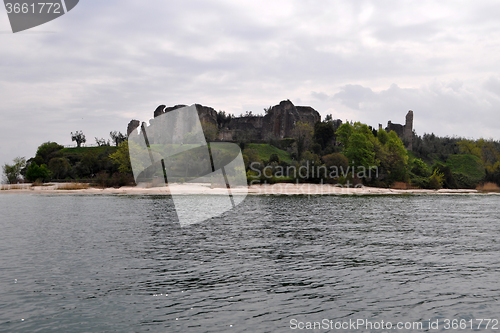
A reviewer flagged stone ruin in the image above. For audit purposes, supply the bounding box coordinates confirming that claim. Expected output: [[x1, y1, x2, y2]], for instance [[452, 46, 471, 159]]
[[380, 110, 414, 150], [128, 100, 323, 144], [128, 101, 414, 150], [225, 100, 321, 141]]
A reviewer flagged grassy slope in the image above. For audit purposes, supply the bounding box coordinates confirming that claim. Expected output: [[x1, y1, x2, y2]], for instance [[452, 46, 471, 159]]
[[149, 143, 292, 163], [446, 154, 485, 180], [245, 143, 292, 163]]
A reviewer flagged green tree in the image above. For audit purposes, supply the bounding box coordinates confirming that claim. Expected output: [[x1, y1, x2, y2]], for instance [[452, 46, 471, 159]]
[[432, 163, 457, 189], [336, 122, 353, 147], [486, 161, 500, 185], [48, 157, 71, 179], [109, 141, 132, 174], [377, 129, 389, 145], [242, 148, 262, 170], [344, 132, 375, 168], [2, 157, 26, 184], [26, 163, 51, 182], [313, 121, 335, 150], [411, 158, 430, 177], [336, 122, 412, 185], [293, 121, 313, 161], [384, 131, 409, 182], [80, 152, 98, 176], [36, 142, 63, 164], [458, 139, 482, 158], [322, 153, 349, 171], [429, 168, 444, 189], [297, 151, 324, 183], [337, 122, 377, 169], [216, 110, 233, 128]]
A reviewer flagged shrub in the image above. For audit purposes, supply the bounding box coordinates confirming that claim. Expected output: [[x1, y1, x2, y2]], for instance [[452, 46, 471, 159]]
[[411, 158, 430, 177], [432, 163, 457, 188], [269, 153, 280, 164], [410, 175, 429, 189], [26, 163, 51, 183], [428, 169, 444, 189]]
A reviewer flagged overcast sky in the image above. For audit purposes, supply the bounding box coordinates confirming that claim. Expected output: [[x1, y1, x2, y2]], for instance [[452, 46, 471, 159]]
[[2, 0, 500, 168]]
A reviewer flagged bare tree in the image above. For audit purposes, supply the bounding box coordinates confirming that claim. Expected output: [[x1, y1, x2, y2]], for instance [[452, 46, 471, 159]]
[[95, 137, 110, 147], [71, 131, 86, 148], [110, 131, 127, 147]]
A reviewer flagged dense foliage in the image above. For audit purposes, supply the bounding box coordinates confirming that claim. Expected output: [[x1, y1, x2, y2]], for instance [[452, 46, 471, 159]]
[[7, 131, 134, 186], [5, 120, 500, 189], [242, 119, 500, 189]]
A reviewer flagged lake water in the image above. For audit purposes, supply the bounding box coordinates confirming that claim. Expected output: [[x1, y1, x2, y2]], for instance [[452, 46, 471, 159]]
[[1, 193, 500, 332]]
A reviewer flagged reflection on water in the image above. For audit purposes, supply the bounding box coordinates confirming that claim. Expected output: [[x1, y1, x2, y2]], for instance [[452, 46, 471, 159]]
[[0, 194, 499, 332]]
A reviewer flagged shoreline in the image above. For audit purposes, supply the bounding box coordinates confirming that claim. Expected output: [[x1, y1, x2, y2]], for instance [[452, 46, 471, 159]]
[[0, 183, 495, 195]]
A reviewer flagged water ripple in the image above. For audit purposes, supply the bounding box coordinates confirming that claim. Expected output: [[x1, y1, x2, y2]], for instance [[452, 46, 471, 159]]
[[0, 194, 499, 332]]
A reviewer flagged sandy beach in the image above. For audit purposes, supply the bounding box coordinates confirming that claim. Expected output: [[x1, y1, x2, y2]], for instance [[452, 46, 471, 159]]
[[0, 182, 488, 195]]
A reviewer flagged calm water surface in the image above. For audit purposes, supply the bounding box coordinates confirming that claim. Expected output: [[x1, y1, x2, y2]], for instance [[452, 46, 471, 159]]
[[1, 193, 500, 332]]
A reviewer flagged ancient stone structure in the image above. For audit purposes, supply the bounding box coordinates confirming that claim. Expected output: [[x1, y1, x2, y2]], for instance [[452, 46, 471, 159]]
[[405, 110, 413, 150], [127, 101, 413, 150], [385, 110, 414, 150], [227, 100, 321, 140], [128, 100, 322, 143], [127, 120, 140, 136], [153, 104, 218, 125]]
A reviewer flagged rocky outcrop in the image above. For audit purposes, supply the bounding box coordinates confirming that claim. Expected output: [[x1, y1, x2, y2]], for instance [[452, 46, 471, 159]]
[[194, 104, 218, 126], [129, 102, 414, 151], [128, 101, 415, 154], [127, 120, 140, 136], [134, 104, 220, 144], [153, 104, 219, 126], [227, 100, 321, 140], [132, 100, 322, 142], [136, 100, 321, 143]]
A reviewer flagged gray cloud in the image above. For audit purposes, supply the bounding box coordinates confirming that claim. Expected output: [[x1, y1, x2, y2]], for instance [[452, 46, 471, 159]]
[[325, 80, 500, 139], [1, 0, 500, 169]]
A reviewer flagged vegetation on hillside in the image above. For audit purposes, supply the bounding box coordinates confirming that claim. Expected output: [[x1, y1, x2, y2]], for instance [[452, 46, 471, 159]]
[[3, 119, 500, 190], [243, 118, 500, 189], [1, 131, 132, 187]]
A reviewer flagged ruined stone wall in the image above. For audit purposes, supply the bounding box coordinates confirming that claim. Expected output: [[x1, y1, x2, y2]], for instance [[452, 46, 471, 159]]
[[218, 129, 233, 141], [224, 100, 320, 140], [385, 110, 414, 150], [195, 104, 218, 126], [127, 120, 140, 137], [128, 103, 412, 151], [139, 104, 219, 144], [296, 106, 321, 127], [404, 110, 413, 151], [262, 100, 300, 138], [128, 100, 321, 144], [386, 121, 405, 138], [226, 116, 263, 141]]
